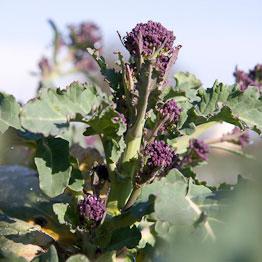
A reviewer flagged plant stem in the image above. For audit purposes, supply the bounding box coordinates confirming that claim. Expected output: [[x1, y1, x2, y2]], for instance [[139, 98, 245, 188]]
[[122, 63, 153, 162], [123, 185, 142, 211], [107, 63, 154, 210]]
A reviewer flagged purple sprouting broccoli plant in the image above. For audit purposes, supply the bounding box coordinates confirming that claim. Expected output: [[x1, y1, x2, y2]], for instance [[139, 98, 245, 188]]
[[78, 193, 106, 223], [1, 19, 261, 261], [234, 64, 262, 92]]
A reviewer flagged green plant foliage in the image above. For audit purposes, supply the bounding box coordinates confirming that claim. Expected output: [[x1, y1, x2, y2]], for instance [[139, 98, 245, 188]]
[[66, 254, 89, 262], [106, 226, 142, 251], [35, 137, 72, 198], [0, 213, 53, 260], [84, 107, 126, 163], [0, 92, 21, 134], [140, 169, 221, 240], [20, 82, 103, 136], [195, 82, 262, 133], [33, 245, 59, 262], [0, 20, 261, 261]]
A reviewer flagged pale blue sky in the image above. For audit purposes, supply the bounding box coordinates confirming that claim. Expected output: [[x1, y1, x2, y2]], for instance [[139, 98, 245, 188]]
[[1, 0, 262, 101]]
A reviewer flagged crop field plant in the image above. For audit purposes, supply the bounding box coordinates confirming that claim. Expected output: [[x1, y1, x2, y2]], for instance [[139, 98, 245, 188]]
[[0, 20, 262, 261]]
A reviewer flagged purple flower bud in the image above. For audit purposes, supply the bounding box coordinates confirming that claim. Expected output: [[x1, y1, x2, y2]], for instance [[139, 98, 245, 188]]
[[78, 194, 105, 223], [68, 22, 102, 50], [182, 139, 209, 167], [112, 113, 127, 125], [124, 21, 179, 77], [189, 139, 209, 161], [144, 140, 176, 168], [159, 99, 182, 123], [234, 65, 262, 92], [229, 127, 250, 147]]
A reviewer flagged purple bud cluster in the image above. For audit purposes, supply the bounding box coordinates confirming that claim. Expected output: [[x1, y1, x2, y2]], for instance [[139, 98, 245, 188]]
[[229, 127, 250, 147], [189, 139, 209, 161], [78, 194, 105, 223], [234, 64, 262, 92], [144, 140, 176, 168], [124, 21, 177, 77], [159, 99, 182, 123], [68, 22, 102, 50], [113, 113, 127, 125], [68, 22, 102, 73]]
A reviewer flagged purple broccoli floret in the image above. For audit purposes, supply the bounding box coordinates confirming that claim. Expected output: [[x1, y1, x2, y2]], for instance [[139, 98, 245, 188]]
[[234, 64, 262, 92], [123, 21, 180, 77], [159, 99, 182, 123], [78, 194, 105, 223], [145, 140, 176, 168], [229, 127, 250, 147], [189, 139, 209, 161], [68, 22, 102, 50]]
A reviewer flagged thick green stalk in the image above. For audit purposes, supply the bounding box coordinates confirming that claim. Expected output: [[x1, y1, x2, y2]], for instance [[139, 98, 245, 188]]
[[107, 63, 153, 211]]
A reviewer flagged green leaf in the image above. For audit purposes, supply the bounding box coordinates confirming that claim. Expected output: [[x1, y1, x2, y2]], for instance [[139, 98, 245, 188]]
[[0, 213, 53, 261], [33, 245, 58, 262], [226, 87, 262, 133], [0, 92, 21, 134], [20, 82, 102, 136], [174, 71, 202, 102], [87, 48, 122, 92], [197, 81, 231, 116], [66, 254, 89, 262], [106, 226, 142, 251], [84, 107, 126, 163], [195, 82, 262, 133], [140, 169, 220, 241], [85, 107, 126, 138], [0, 165, 76, 248], [53, 201, 78, 230], [68, 168, 84, 192], [35, 137, 72, 198]]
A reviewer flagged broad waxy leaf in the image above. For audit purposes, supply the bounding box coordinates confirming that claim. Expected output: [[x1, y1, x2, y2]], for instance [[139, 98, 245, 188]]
[[33, 245, 58, 262], [0, 165, 76, 247], [139, 169, 220, 240], [196, 82, 262, 133], [0, 213, 53, 261], [106, 226, 142, 251], [35, 137, 72, 198], [174, 71, 202, 102], [84, 107, 126, 163], [0, 92, 21, 134], [20, 82, 102, 136]]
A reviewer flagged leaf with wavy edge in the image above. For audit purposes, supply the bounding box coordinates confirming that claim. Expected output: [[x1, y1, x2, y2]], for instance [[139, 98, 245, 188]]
[[0, 213, 52, 261], [139, 169, 222, 241], [196, 82, 262, 133], [20, 82, 102, 136]]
